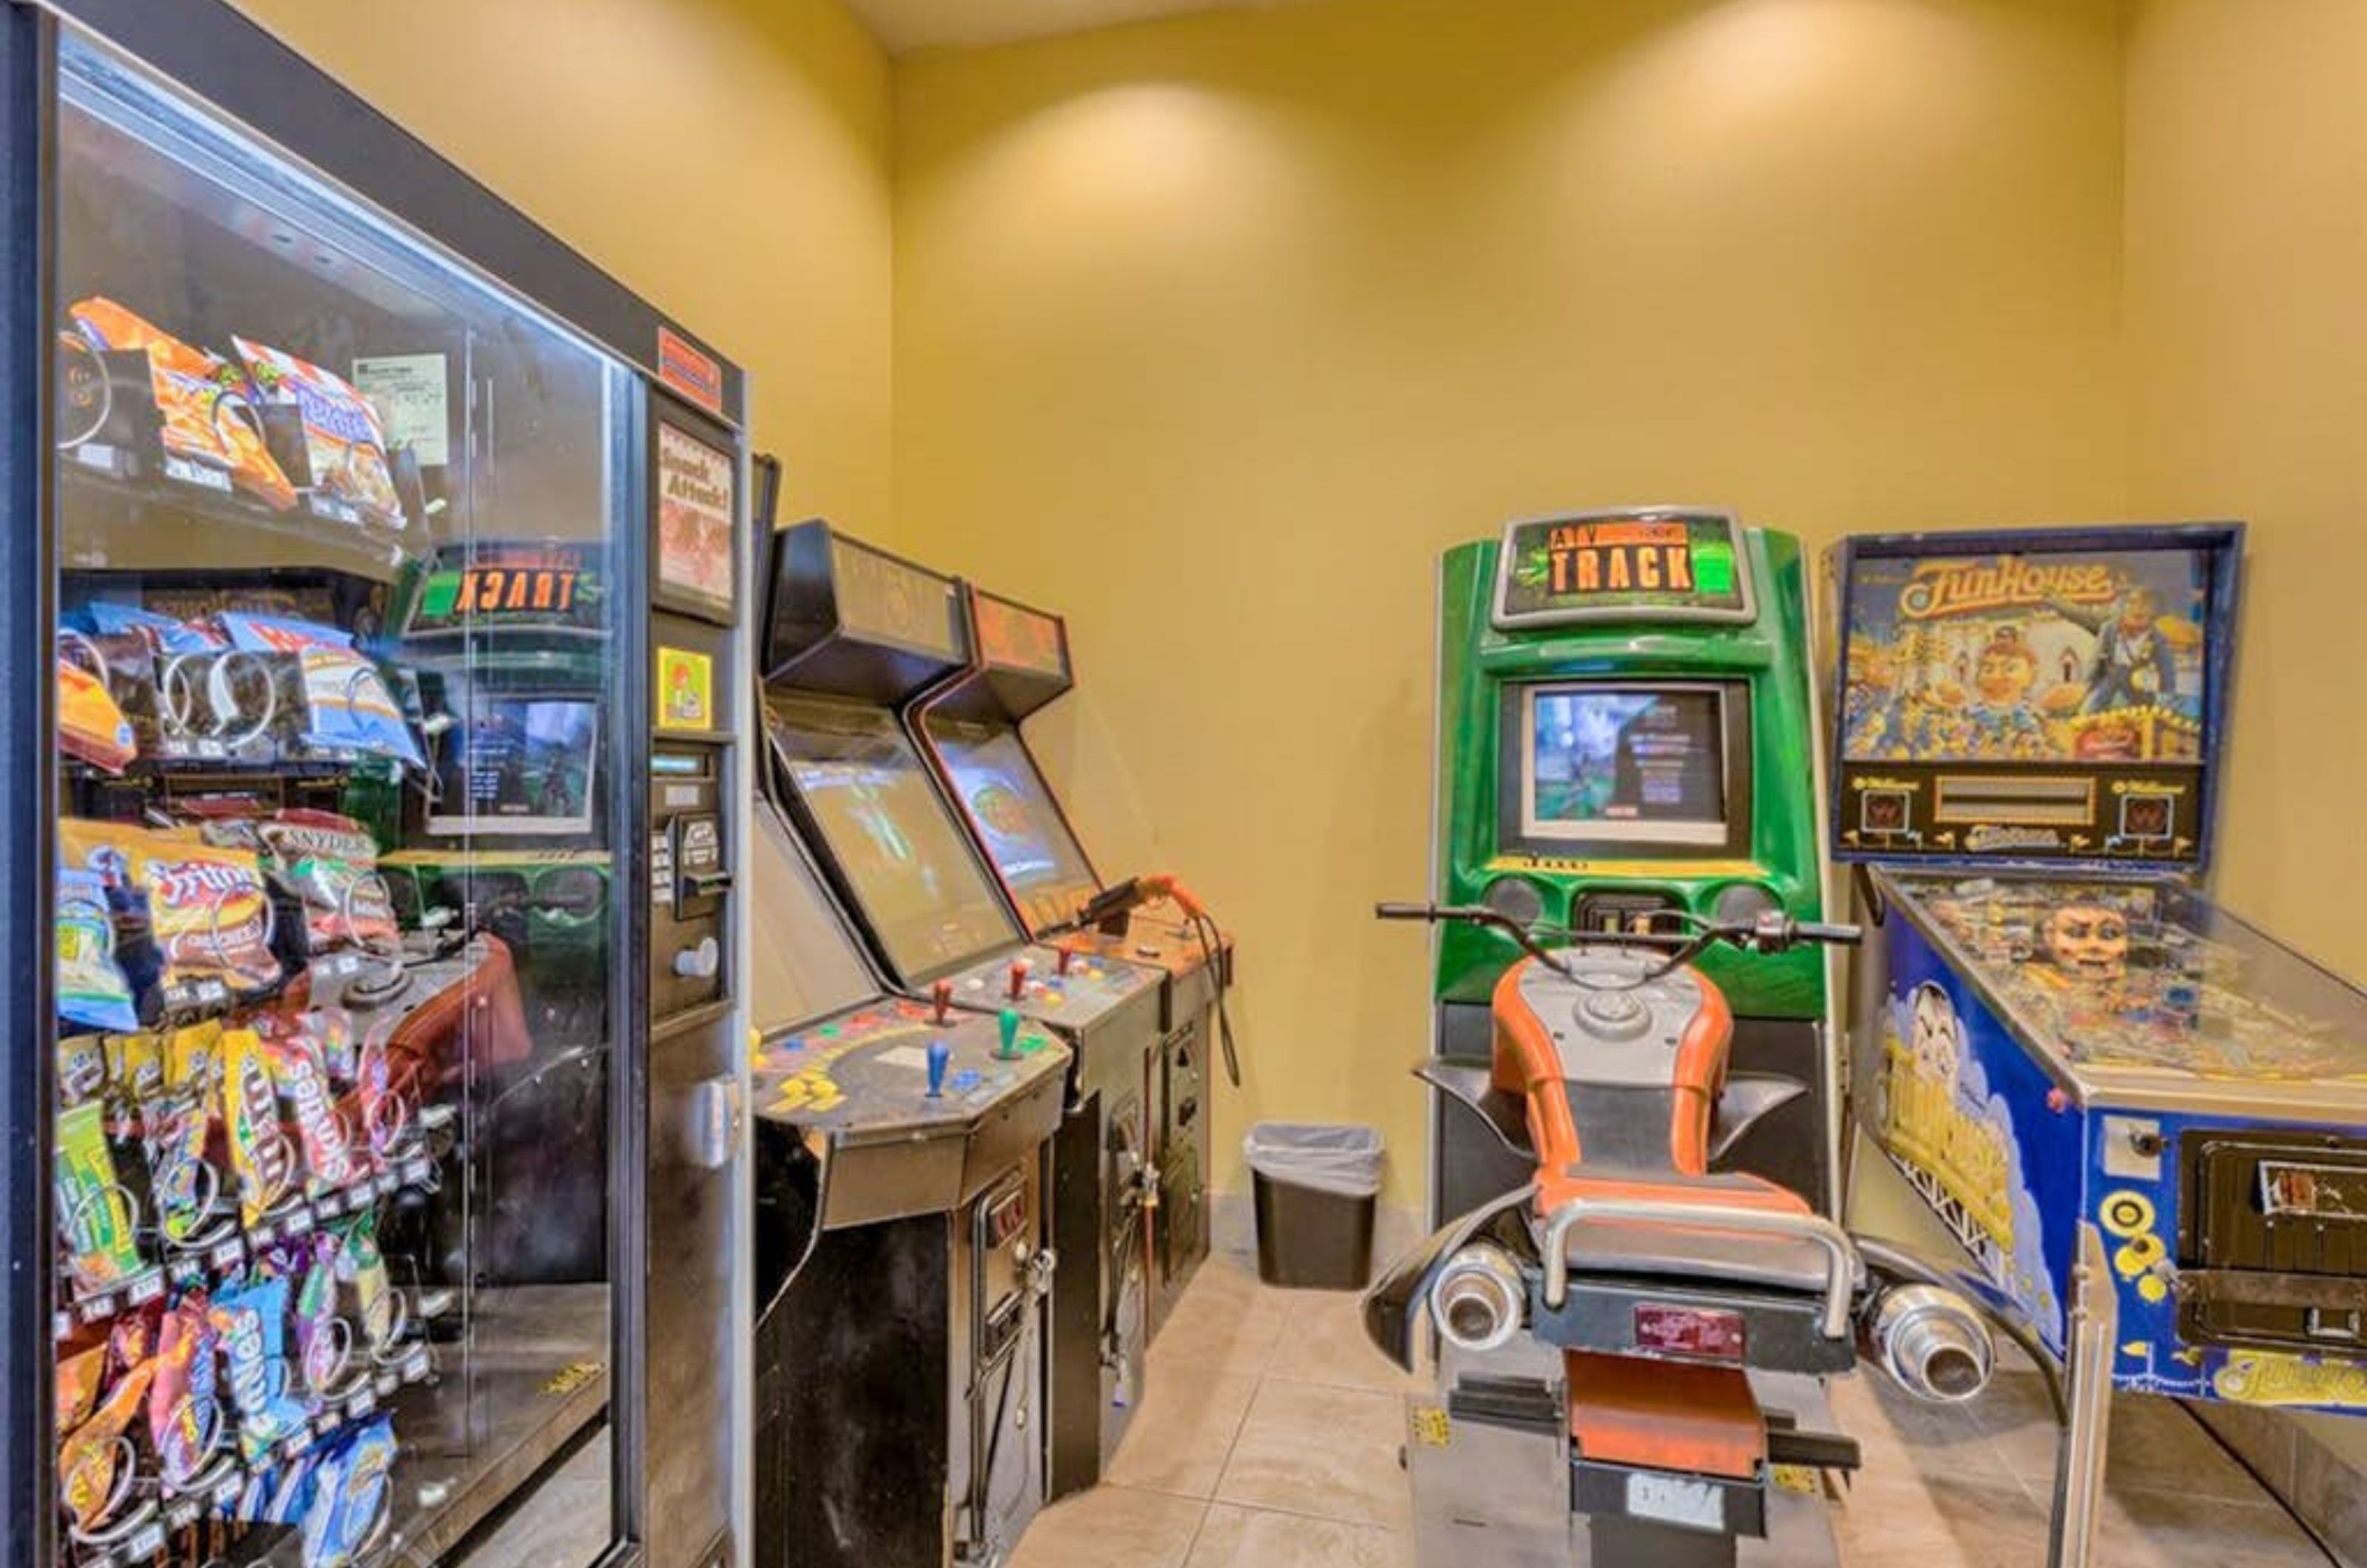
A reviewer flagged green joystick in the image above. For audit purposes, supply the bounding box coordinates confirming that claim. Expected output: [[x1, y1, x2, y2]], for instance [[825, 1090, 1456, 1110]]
[[997, 1008, 1023, 1061]]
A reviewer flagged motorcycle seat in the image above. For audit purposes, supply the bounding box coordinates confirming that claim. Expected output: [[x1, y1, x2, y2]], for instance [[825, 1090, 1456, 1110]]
[[1534, 1167, 1831, 1295]]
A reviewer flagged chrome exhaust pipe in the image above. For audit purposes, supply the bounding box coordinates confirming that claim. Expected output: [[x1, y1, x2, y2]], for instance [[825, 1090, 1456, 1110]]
[[1429, 1243, 1527, 1354], [1863, 1284, 1993, 1403]]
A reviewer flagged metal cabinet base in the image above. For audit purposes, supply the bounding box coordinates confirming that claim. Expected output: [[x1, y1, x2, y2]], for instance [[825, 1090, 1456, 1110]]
[[1150, 1010, 1215, 1337], [1046, 1082, 1155, 1499]]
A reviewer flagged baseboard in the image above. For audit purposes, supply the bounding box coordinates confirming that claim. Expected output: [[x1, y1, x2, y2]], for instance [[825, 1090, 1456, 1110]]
[[2184, 1402, 2367, 1567], [1209, 1190, 1425, 1285]]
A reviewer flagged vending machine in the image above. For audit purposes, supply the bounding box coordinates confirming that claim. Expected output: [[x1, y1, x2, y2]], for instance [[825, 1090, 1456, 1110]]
[[0, 5, 752, 1567]]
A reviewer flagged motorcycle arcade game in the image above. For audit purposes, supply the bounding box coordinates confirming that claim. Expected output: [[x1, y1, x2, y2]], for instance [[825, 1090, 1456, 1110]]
[[914, 585, 1238, 1336], [757, 520, 1166, 1501], [1831, 523, 2367, 1567], [11, 7, 752, 1567], [1371, 510, 1997, 1568]]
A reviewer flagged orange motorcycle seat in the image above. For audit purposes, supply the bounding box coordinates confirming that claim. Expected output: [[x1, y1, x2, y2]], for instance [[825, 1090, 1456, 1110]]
[[1536, 1167, 1831, 1294]]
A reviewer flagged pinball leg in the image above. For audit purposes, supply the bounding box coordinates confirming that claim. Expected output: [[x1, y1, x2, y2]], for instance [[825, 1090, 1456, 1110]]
[[2048, 1223, 2116, 1568]]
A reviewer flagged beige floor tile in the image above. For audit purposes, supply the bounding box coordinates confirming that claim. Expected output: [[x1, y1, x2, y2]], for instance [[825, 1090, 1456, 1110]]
[[1971, 1380, 2272, 1507], [1183, 1504, 1411, 1568], [1832, 1461, 2053, 1567], [1216, 1378, 1412, 1530], [1149, 1265, 1294, 1378], [1006, 1484, 1210, 1568], [1266, 1288, 1428, 1394], [2096, 1487, 2331, 1568], [1109, 1370, 1263, 1498]]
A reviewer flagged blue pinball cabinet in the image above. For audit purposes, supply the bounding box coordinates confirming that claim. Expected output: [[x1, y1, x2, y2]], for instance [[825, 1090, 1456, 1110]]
[[1829, 523, 2367, 1566]]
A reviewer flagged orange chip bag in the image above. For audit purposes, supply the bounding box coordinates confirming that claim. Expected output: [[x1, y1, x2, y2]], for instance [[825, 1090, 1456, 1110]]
[[67, 297, 297, 510], [137, 839, 282, 1004]]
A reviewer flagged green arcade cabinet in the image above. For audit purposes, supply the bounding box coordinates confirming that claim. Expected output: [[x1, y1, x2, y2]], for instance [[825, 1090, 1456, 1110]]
[[1428, 507, 1838, 1223]]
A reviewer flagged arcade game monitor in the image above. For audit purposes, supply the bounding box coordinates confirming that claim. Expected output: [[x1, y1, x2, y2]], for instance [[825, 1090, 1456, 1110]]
[[1830, 524, 2367, 1551], [1429, 508, 1837, 1221]]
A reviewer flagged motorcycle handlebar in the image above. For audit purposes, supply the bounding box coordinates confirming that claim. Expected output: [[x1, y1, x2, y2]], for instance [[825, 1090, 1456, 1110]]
[[1371, 900, 1863, 955]]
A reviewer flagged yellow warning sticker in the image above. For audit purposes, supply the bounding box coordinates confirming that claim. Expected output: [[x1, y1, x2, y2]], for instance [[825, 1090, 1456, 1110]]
[[1410, 1405, 1451, 1448]]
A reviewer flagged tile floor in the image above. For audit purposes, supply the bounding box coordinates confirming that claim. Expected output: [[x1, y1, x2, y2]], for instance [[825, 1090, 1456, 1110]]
[[1010, 1243, 2340, 1568]]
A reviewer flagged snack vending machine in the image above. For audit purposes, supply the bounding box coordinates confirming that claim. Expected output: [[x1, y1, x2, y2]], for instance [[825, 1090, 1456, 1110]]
[[1, 4, 752, 1567]]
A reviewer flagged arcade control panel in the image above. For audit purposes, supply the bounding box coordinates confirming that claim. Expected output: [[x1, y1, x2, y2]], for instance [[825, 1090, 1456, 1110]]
[[942, 944, 1164, 1034], [1058, 899, 1229, 1030]]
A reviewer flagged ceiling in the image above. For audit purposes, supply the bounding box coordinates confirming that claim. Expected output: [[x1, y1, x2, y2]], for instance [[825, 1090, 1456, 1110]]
[[840, 0, 1292, 54]]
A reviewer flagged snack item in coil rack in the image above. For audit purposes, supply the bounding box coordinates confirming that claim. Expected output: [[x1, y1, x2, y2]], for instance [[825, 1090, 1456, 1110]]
[[57, 1342, 106, 1432], [85, 601, 226, 657], [233, 337, 407, 532], [67, 297, 298, 510], [57, 1354, 157, 1535], [144, 1089, 220, 1248], [215, 613, 423, 767], [58, 653, 137, 773], [138, 838, 282, 1001], [57, 869, 139, 1033], [263, 1024, 361, 1197], [149, 1291, 226, 1490], [222, 1027, 300, 1226], [303, 1416, 399, 1568], [263, 810, 399, 953], [210, 1275, 312, 1463], [55, 1098, 144, 1293]]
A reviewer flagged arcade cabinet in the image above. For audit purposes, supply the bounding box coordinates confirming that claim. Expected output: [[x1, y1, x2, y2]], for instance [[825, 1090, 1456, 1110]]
[[746, 768, 1068, 1568], [1428, 509, 1838, 1224], [757, 519, 1168, 1499], [1831, 523, 2367, 1567], [915, 584, 1238, 1334]]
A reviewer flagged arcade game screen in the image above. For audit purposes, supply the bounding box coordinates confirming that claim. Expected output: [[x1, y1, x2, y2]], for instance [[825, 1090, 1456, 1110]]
[[1901, 874, 2367, 1082], [428, 695, 601, 835], [1520, 684, 1729, 845], [785, 739, 1017, 982], [1840, 548, 2213, 767], [940, 728, 1099, 930]]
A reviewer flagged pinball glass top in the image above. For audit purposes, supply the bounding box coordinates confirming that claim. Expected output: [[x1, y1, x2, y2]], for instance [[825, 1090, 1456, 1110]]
[[1883, 871, 2367, 1099]]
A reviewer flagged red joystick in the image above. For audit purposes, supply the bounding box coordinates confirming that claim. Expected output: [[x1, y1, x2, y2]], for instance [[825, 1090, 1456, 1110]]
[[1057, 946, 1075, 977], [932, 979, 953, 1026], [1008, 959, 1030, 1000]]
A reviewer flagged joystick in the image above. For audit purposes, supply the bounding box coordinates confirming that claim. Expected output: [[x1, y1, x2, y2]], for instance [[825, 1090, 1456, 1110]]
[[996, 1009, 1022, 1061], [1056, 946, 1075, 977], [1007, 960, 1030, 1000], [932, 978, 953, 1026], [926, 1038, 950, 1098]]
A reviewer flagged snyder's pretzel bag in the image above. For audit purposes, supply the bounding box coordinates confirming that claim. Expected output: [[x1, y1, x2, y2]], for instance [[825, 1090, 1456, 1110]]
[[138, 838, 281, 1001], [261, 811, 398, 953], [67, 298, 297, 509], [233, 337, 406, 533]]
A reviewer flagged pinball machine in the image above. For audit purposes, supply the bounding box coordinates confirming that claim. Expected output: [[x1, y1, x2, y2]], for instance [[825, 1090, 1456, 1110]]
[[1830, 522, 2367, 1566]]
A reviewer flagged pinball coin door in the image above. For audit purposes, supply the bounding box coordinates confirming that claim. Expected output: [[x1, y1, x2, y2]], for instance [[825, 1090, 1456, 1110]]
[[50, 33, 628, 1568]]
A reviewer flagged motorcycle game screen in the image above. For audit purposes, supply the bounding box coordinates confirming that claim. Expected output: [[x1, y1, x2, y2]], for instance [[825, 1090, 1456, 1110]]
[[939, 727, 1099, 933], [787, 747, 1016, 981], [428, 696, 599, 837], [1522, 686, 1728, 845]]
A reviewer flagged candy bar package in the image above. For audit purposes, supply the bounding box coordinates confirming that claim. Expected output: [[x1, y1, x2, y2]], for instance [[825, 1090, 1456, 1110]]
[[216, 613, 422, 767], [233, 337, 406, 533], [56, 1354, 157, 1536], [263, 1023, 360, 1197], [68, 297, 297, 510], [138, 837, 282, 1003], [308, 1005, 360, 1086], [57, 1030, 110, 1108], [293, 1234, 353, 1398], [55, 1098, 145, 1294], [220, 1027, 300, 1226], [303, 1416, 398, 1568], [57, 870, 139, 1033], [149, 1292, 225, 1490], [163, 1017, 225, 1096], [144, 1089, 222, 1248], [210, 1275, 311, 1464]]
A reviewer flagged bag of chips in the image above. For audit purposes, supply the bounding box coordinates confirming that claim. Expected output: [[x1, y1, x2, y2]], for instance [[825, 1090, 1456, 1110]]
[[59, 817, 151, 898], [57, 1341, 107, 1432], [84, 601, 224, 657], [215, 614, 422, 767], [55, 1099, 144, 1294], [68, 298, 297, 510], [138, 838, 281, 1004], [303, 1416, 399, 1568], [57, 1354, 157, 1535], [333, 1208, 401, 1359], [57, 871, 139, 1033], [149, 1292, 225, 1490], [233, 337, 406, 533], [57, 653, 137, 774], [163, 1018, 225, 1097], [261, 811, 399, 953]]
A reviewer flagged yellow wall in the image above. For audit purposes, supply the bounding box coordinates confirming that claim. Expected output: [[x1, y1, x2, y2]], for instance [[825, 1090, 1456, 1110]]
[[2122, 0, 2367, 1470], [226, 0, 898, 529], [892, 0, 2130, 1208]]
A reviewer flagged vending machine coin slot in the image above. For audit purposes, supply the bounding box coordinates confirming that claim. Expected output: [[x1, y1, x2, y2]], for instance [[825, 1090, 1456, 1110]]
[[651, 745, 730, 1016]]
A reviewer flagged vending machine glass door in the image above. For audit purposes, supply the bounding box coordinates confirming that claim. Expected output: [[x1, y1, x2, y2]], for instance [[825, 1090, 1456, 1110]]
[[49, 30, 630, 1568]]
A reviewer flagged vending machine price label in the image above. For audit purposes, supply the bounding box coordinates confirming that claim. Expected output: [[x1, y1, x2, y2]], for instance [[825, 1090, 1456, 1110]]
[[348, 1388, 377, 1419], [53, 1311, 70, 1340], [78, 1293, 116, 1325], [165, 1499, 200, 1531], [285, 1428, 314, 1458], [161, 456, 232, 494], [403, 1157, 431, 1187], [402, 1346, 433, 1383], [126, 1274, 165, 1306], [124, 1522, 166, 1563], [214, 1474, 245, 1506], [375, 1371, 401, 1399], [211, 1239, 245, 1269], [286, 1206, 315, 1237]]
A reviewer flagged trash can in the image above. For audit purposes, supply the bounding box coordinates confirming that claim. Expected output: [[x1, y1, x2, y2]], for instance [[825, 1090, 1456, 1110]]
[[1244, 1121, 1384, 1289]]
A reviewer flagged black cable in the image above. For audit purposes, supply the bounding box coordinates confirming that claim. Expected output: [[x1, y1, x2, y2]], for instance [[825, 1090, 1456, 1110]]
[[1187, 908, 1241, 1087]]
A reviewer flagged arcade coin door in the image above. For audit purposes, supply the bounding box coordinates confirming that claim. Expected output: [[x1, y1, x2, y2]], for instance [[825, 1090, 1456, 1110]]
[[1429, 509, 1837, 1223], [1830, 524, 2367, 1551], [4, 7, 750, 1568]]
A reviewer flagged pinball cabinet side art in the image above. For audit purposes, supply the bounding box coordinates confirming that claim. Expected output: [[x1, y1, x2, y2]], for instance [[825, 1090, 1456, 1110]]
[[1829, 522, 2367, 1564], [4, 5, 752, 1568]]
